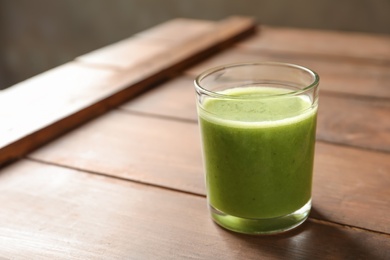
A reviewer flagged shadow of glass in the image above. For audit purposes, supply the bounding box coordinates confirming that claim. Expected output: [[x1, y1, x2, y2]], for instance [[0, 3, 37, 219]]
[[214, 207, 390, 259]]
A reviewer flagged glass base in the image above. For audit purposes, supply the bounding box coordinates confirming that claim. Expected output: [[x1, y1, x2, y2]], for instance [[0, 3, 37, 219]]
[[209, 199, 311, 235]]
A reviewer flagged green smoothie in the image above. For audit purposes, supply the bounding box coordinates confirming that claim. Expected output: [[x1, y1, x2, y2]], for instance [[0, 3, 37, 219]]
[[199, 86, 317, 219]]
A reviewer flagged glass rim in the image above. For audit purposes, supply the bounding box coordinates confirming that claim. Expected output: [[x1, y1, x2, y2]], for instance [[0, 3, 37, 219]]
[[194, 62, 320, 99]]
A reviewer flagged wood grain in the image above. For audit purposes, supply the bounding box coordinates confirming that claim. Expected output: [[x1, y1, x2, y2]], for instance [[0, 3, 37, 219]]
[[0, 17, 256, 166], [186, 49, 390, 99], [28, 110, 390, 234], [0, 160, 389, 259], [239, 25, 390, 62]]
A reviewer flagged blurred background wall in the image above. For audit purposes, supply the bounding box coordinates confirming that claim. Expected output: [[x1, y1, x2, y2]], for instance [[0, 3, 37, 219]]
[[1, 0, 389, 89]]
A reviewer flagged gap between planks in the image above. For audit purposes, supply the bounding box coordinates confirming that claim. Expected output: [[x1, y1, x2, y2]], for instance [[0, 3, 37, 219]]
[[308, 218, 390, 238], [25, 156, 204, 199], [318, 89, 390, 103], [116, 107, 198, 124], [180, 73, 390, 103], [235, 44, 390, 66], [25, 155, 390, 238], [237, 25, 390, 65], [115, 103, 390, 155]]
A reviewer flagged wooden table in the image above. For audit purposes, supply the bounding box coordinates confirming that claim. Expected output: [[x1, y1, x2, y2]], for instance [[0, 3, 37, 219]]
[[1, 17, 390, 259]]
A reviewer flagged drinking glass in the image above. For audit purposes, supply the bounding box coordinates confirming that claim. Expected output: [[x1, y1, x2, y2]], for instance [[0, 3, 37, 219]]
[[194, 62, 319, 234]]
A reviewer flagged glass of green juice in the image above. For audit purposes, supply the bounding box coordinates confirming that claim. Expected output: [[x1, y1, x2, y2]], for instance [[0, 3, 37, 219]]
[[194, 62, 319, 235]]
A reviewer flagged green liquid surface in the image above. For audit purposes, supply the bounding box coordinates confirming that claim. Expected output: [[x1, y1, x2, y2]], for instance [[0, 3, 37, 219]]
[[199, 87, 317, 219]]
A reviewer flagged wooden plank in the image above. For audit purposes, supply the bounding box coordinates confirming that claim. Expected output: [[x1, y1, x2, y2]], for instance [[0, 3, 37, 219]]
[[77, 16, 256, 70], [76, 37, 174, 70], [312, 141, 390, 234], [317, 92, 390, 152], [77, 19, 215, 70], [239, 25, 390, 62], [1, 160, 389, 259], [0, 63, 114, 147], [29, 110, 390, 234], [121, 75, 390, 152], [0, 17, 256, 166], [134, 18, 215, 42], [78, 18, 215, 70], [0, 63, 118, 164], [30, 110, 204, 195], [185, 49, 390, 99]]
